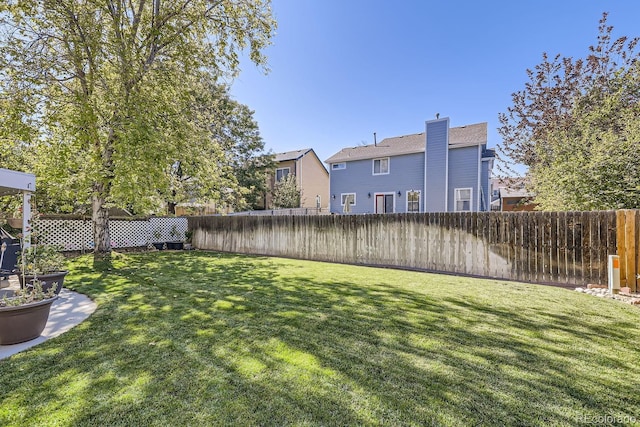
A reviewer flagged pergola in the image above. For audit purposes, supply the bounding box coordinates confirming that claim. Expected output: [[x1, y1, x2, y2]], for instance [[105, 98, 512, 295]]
[[0, 168, 35, 248]]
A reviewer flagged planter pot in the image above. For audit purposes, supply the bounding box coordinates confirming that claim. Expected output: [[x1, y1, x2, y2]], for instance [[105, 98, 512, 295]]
[[0, 296, 58, 345], [152, 242, 166, 250], [18, 271, 69, 295], [166, 241, 184, 250]]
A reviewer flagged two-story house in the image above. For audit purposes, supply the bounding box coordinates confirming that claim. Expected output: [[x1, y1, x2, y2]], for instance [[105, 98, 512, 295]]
[[325, 117, 494, 214], [263, 148, 330, 209]]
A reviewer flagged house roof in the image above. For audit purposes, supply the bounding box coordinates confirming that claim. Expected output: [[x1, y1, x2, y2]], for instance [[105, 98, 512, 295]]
[[325, 122, 487, 163], [491, 176, 529, 190], [274, 148, 313, 162], [500, 187, 533, 198]]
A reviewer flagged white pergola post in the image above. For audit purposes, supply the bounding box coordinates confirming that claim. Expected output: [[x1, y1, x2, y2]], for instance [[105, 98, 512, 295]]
[[0, 168, 36, 248], [22, 192, 32, 248]]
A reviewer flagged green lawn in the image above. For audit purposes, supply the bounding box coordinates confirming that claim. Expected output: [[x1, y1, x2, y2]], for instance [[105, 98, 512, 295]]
[[1, 251, 639, 426]]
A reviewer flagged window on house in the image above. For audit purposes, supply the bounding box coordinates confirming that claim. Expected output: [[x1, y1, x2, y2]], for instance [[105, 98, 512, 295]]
[[375, 193, 394, 214], [407, 190, 421, 213], [332, 163, 346, 170], [276, 168, 290, 182], [455, 188, 472, 211], [341, 193, 356, 206], [372, 158, 389, 175]]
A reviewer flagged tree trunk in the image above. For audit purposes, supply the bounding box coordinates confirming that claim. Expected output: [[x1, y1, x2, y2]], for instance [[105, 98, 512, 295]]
[[92, 183, 111, 254], [168, 201, 177, 215]]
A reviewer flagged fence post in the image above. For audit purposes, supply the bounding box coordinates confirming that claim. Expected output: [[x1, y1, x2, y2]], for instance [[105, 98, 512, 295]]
[[616, 209, 639, 292], [626, 210, 636, 292], [636, 210, 640, 292]]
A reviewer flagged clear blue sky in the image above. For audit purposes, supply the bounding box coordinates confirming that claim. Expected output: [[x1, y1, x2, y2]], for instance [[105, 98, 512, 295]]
[[230, 0, 640, 172]]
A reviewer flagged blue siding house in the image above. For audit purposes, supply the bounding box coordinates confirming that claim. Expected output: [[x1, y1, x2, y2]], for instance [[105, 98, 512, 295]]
[[325, 117, 495, 214]]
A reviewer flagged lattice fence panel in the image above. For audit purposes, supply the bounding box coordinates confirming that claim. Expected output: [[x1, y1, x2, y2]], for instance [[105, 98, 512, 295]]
[[109, 220, 150, 249], [34, 217, 188, 251], [35, 219, 92, 251], [149, 217, 188, 242]]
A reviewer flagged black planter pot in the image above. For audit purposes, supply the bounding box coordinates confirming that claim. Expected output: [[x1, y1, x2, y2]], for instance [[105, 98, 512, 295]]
[[152, 242, 166, 250], [166, 241, 184, 250], [0, 296, 58, 345], [18, 271, 69, 295]]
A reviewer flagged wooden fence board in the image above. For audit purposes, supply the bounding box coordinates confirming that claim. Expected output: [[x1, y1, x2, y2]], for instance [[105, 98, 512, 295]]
[[624, 210, 637, 291], [636, 211, 640, 292], [617, 210, 627, 286]]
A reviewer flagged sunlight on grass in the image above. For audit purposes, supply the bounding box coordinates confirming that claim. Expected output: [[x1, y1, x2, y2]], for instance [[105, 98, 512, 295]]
[[0, 251, 639, 426], [234, 355, 268, 377]]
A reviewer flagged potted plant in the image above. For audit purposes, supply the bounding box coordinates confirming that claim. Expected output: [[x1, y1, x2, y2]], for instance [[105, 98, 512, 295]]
[[151, 228, 165, 250], [166, 224, 184, 250], [0, 280, 57, 345], [17, 244, 68, 295]]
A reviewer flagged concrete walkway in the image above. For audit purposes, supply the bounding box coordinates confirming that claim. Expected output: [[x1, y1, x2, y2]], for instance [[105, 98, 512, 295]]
[[0, 277, 97, 360]]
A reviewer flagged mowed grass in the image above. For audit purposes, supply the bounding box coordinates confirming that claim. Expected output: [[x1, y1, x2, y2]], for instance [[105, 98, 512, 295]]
[[1, 251, 639, 426]]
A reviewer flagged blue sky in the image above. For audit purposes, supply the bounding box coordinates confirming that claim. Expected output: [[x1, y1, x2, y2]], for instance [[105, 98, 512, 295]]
[[230, 1, 640, 173]]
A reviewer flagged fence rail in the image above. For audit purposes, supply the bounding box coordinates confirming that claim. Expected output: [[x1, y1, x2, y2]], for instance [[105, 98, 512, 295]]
[[189, 210, 640, 289], [228, 208, 330, 216]]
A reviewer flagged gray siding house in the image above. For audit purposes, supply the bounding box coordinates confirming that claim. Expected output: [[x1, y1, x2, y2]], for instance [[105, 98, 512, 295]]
[[325, 117, 495, 214]]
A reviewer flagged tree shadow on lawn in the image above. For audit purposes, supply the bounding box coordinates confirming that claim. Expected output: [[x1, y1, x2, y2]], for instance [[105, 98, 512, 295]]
[[1, 251, 639, 426]]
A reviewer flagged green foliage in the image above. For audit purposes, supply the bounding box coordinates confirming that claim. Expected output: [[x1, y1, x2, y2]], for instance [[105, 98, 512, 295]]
[[0, 0, 276, 250], [18, 244, 66, 275], [271, 174, 301, 209], [165, 78, 275, 213], [498, 13, 640, 210], [0, 280, 56, 307]]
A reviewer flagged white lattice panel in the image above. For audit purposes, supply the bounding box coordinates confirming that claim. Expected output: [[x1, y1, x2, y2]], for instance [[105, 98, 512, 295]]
[[109, 220, 149, 248], [35, 219, 92, 251], [33, 217, 188, 251], [149, 217, 188, 242]]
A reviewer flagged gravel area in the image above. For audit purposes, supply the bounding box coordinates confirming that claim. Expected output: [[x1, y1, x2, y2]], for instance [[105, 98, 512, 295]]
[[575, 286, 640, 305]]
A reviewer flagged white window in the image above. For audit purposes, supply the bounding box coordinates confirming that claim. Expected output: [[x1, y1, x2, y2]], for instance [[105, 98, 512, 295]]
[[455, 188, 473, 211], [276, 167, 290, 182], [406, 190, 421, 213], [372, 158, 389, 175], [332, 163, 346, 170], [341, 193, 356, 206]]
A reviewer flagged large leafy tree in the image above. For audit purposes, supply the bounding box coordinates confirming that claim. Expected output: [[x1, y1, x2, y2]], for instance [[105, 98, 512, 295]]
[[165, 78, 274, 214], [497, 13, 640, 210], [0, 0, 275, 254]]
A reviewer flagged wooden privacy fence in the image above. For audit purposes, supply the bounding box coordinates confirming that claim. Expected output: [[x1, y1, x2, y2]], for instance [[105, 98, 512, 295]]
[[189, 210, 640, 290]]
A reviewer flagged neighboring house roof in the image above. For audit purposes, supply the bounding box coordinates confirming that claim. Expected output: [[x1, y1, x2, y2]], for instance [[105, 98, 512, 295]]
[[492, 176, 528, 189], [325, 122, 488, 163], [500, 187, 533, 198], [274, 148, 313, 162]]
